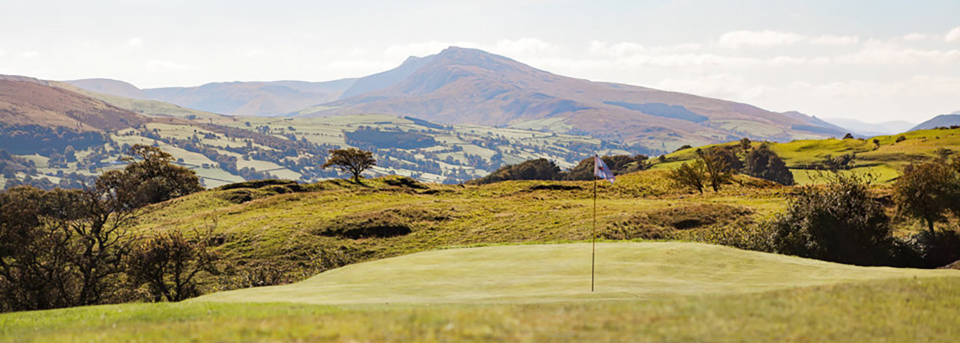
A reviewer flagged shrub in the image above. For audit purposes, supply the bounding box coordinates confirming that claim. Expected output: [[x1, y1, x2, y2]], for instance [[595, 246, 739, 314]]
[[474, 158, 560, 184], [904, 230, 960, 268], [668, 160, 707, 194], [743, 144, 794, 185], [126, 229, 219, 302], [893, 162, 960, 232], [763, 173, 893, 266]]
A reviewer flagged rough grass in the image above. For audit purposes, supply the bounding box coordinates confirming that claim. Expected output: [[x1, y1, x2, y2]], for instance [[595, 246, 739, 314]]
[[129, 172, 787, 292]]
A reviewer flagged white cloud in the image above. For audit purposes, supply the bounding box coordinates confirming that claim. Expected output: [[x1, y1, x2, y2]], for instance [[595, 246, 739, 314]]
[[384, 40, 479, 59], [833, 41, 960, 65], [718, 30, 804, 48], [144, 59, 193, 72], [656, 74, 773, 100], [492, 38, 559, 57], [0, 49, 6, 58], [902, 33, 927, 41], [126, 37, 144, 48], [19, 51, 41, 59], [317, 60, 396, 75], [908, 75, 960, 95], [808, 35, 859, 45], [947, 27, 960, 42], [588, 41, 647, 57]]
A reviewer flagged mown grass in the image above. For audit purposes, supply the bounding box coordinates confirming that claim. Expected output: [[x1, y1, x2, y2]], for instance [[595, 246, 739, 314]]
[[2, 276, 958, 342], [196, 242, 956, 305]]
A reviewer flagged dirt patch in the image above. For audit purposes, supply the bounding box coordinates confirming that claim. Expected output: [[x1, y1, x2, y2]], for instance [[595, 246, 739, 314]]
[[528, 184, 583, 191], [313, 207, 450, 239]]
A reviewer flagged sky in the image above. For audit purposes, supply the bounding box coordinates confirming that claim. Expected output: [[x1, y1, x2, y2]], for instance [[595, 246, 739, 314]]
[[1, 0, 958, 124]]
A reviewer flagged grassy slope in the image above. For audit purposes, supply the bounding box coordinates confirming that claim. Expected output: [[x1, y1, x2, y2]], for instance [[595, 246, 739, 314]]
[[133, 171, 786, 284], [650, 127, 960, 184], [195, 242, 956, 305], [2, 265, 957, 342]]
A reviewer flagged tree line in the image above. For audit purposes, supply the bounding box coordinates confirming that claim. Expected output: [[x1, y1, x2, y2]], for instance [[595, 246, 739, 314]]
[[470, 154, 649, 184], [668, 139, 793, 193], [0, 145, 216, 312]]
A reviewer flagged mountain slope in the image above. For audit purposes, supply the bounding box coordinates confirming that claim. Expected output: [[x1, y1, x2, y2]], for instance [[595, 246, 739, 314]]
[[64, 78, 151, 100], [0, 78, 146, 131], [337, 55, 435, 100], [823, 117, 916, 136], [143, 79, 356, 116], [910, 114, 960, 131], [302, 47, 845, 151]]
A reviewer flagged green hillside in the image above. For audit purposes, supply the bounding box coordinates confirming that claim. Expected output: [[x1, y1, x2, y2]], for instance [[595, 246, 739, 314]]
[[195, 242, 956, 305], [132, 171, 786, 287], [651, 127, 960, 184]]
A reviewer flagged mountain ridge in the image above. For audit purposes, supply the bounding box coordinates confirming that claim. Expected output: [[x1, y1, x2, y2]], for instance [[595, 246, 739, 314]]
[[911, 114, 960, 131], [302, 46, 845, 151]]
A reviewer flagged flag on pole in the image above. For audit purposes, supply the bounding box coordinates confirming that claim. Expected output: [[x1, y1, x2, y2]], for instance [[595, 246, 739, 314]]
[[594, 154, 615, 184]]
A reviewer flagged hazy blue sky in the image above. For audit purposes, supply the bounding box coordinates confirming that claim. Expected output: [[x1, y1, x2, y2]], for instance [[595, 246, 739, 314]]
[[1, 0, 958, 123]]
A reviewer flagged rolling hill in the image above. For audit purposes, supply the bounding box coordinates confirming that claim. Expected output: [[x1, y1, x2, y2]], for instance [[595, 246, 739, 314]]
[[1, 74, 643, 188], [910, 114, 960, 131], [822, 117, 915, 137], [649, 126, 960, 185], [63, 78, 151, 100], [66, 78, 359, 117], [300, 47, 847, 151], [0, 78, 146, 132]]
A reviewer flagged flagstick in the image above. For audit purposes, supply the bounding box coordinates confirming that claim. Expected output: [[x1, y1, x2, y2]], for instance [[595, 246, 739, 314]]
[[592, 177, 597, 292]]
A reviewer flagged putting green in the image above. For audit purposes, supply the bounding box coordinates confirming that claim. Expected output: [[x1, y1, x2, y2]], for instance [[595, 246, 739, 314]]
[[194, 242, 957, 305]]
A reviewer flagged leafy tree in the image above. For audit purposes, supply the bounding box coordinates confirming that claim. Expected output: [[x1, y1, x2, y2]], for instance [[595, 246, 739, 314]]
[[127, 228, 219, 302], [743, 144, 794, 185], [0, 146, 203, 312], [562, 155, 647, 181], [893, 162, 960, 232], [698, 148, 734, 192], [322, 148, 377, 184], [123, 144, 203, 206], [765, 173, 893, 266], [475, 158, 560, 184], [668, 160, 708, 194], [739, 137, 752, 152]]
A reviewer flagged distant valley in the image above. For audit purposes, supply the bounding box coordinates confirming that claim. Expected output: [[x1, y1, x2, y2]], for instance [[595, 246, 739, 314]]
[[0, 76, 636, 189], [2, 47, 953, 189]]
